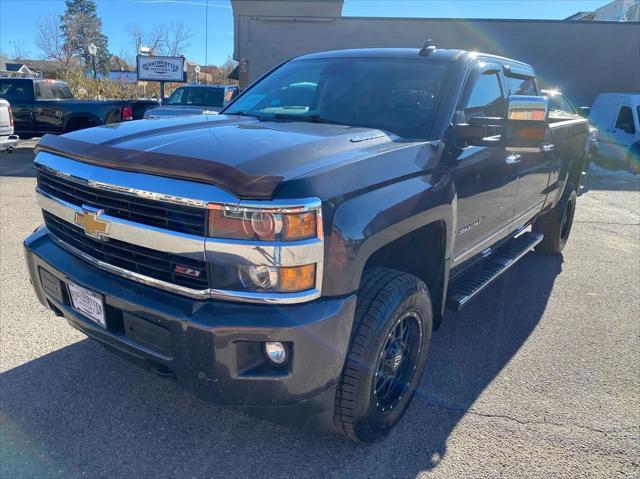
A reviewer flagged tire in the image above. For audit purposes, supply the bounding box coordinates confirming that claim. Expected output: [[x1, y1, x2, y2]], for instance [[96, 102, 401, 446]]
[[534, 184, 577, 255], [333, 268, 433, 443]]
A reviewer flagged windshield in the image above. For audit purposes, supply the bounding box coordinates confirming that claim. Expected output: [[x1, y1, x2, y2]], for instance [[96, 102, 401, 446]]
[[35, 81, 74, 100], [166, 87, 225, 107], [224, 57, 449, 139]]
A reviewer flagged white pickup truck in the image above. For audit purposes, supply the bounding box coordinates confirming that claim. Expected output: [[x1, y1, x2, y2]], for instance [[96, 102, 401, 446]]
[[0, 99, 19, 152]]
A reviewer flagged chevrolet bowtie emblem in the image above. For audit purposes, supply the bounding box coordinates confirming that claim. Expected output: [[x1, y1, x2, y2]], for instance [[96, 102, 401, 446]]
[[74, 207, 110, 240]]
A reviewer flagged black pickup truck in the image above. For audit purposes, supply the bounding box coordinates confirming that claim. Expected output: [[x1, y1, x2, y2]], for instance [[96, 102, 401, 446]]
[[0, 78, 158, 138], [24, 48, 588, 442]]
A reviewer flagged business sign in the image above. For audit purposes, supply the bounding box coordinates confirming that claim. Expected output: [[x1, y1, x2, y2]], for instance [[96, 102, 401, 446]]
[[136, 55, 185, 82]]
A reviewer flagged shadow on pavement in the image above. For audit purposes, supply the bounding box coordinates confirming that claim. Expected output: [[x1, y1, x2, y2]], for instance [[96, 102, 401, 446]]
[[0, 141, 38, 177], [0, 254, 562, 478]]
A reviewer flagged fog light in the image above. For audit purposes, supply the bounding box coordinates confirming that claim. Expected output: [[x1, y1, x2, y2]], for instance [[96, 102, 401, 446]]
[[264, 341, 287, 365]]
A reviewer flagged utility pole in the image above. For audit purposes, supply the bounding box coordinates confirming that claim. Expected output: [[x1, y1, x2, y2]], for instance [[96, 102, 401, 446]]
[[204, 0, 208, 85]]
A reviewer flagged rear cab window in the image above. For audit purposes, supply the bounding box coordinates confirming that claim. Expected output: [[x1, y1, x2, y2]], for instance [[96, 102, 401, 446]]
[[35, 81, 74, 100], [0, 80, 35, 102]]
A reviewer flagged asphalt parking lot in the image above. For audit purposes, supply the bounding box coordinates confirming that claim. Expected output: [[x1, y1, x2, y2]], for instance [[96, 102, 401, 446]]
[[1, 140, 639, 478]]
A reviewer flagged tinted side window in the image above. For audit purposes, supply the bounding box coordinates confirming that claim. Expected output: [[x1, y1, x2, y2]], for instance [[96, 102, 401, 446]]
[[548, 94, 576, 114], [507, 76, 538, 96], [463, 73, 505, 121], [35, 82, 74, 100], [615, 106, 636, 134], [0, 80, 33, 102]]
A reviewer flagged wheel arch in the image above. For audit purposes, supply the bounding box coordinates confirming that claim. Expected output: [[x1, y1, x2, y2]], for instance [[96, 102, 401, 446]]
[[324, 172, 455, 330], [63, 113, 102, 133], [362, 220, 449, 330]]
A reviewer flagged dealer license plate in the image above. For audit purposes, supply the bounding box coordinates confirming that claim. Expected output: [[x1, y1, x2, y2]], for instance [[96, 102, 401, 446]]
[[68, 282, 106, 328]]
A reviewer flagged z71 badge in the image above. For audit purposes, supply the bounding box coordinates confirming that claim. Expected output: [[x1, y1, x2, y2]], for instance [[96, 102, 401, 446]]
[[174, 265, 202, 278]]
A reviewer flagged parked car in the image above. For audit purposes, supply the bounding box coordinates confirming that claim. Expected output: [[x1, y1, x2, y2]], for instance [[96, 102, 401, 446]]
[[24, 47, 588, 442], [143, 85, 239, 118], [0, 99, 19, 152], [542, 89, 598, 170], [589, 93, 640, 172], [0, 78, 159, 138]]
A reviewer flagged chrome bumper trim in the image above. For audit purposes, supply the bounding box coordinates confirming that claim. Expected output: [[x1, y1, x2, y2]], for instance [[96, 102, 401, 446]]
[[204, 237, 323, 266], [46, 231, 321, 304]]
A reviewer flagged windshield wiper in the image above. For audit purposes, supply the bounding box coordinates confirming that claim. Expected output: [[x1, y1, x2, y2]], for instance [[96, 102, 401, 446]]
[[273, 113, 345, 125], [230, 110, 270, 120]]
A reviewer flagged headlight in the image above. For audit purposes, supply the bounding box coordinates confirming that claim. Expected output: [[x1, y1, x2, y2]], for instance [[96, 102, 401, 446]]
[[213, 262, 317, 294], [207, 202, 323, 296], [208, 207, 318, 241]]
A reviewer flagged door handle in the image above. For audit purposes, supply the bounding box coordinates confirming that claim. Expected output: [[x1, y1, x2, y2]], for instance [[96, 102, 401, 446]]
[[505, 153, 522, 164], [542, 144, 555, 152]]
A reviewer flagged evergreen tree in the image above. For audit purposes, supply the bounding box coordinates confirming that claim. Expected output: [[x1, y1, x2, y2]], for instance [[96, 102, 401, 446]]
[[60, 0, 110, 74]]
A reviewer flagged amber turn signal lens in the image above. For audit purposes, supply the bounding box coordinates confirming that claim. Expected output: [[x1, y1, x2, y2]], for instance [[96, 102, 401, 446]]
[[283, 211, 317, 241], [279, 264, 316, 292]]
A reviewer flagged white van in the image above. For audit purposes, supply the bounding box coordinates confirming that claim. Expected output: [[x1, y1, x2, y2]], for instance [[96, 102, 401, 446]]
[[589, 93, 640, 170]]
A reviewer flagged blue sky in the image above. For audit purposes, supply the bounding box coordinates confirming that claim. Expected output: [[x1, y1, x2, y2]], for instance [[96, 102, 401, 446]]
[[0, 0, 611, 66]]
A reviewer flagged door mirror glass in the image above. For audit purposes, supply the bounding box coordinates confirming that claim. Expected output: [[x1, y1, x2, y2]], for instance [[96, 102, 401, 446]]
[[503, 95, 549, 149]]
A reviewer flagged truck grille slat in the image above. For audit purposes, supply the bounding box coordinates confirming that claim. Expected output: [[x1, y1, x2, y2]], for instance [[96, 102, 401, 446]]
[[43, 211, 209, 290], [37, 169, 207, 236]]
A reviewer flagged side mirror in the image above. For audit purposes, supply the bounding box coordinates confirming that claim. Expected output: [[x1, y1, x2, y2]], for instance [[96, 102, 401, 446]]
[[454, 112, 504, 147], [503, 95, 549, 150], [578, 106, 590, 118]]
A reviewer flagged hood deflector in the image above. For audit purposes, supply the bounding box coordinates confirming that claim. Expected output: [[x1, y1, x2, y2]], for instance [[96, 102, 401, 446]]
[[35, 134, 283, 200]]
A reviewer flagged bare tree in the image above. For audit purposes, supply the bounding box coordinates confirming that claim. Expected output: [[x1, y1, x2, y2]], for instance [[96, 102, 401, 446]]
[[128, 24, 144, 56], [161, 22, 192, 56], [9, 40, 31, 60], [36, 12, 74, 64], [127, 22, 191, 57], [128, 23, 166, 56]]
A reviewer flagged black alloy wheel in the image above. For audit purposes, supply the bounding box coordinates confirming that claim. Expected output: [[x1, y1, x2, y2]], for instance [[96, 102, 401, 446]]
[[373, 311, 422, 413]]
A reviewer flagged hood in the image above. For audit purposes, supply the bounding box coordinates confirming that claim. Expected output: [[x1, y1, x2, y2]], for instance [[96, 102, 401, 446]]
[[144, 105, 221, 118], [35, 114, 402, 199]]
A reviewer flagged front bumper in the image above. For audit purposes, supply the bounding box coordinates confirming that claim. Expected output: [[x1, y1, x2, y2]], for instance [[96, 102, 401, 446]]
[[24, 227, 356, 430], [0, 134, 19, 152]]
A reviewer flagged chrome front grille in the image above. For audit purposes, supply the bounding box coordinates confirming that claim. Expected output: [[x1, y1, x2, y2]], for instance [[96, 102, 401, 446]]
[[37, 168, 207, 236], [43, 211, 209, 290]]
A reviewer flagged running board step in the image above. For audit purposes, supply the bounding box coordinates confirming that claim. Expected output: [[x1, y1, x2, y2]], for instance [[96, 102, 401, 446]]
[[446, 232, 543, 311]]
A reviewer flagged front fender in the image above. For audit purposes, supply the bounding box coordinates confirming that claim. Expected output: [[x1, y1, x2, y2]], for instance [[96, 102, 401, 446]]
[[322, 170, 455, 296]]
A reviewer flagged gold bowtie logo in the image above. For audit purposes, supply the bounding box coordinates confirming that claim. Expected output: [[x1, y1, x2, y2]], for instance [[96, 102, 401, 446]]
[[74, 208, 110, 240]]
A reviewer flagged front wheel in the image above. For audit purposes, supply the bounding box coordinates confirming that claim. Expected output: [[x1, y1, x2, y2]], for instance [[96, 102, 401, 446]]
[[333, 268, 432, 443], [534, 184, 577, 255]]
